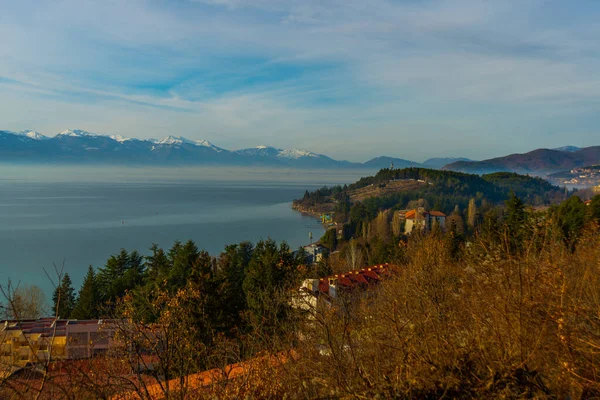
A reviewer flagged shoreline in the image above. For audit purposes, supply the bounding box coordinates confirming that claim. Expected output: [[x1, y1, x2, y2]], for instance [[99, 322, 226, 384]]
[[291, 201, 338, 232]]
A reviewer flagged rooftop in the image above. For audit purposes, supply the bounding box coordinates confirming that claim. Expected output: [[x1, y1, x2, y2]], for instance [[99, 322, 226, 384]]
[[318, 263, 395, 293], [405, 209, 446, 219]]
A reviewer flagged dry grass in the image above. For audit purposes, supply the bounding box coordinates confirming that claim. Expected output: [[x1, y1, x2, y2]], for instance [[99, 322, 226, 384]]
[[259, 226, 600, 399]]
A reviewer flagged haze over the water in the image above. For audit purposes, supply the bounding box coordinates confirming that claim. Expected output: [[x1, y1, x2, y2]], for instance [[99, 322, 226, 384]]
[[2, 1, 599, 161]]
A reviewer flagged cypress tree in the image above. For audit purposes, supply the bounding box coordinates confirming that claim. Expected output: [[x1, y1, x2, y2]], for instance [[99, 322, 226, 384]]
[[467, 198, 477, 228]]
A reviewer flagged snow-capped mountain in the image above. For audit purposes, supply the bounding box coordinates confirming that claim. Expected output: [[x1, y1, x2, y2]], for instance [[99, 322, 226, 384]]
[[56, 129, 98, 138], [236, 146, 282, 157], [17, 130, 48, 140], [154, 135, 193, 146], [154, 135, 224, 152], [553, 146, 581, 153], [110, 134, 135, 143], [236, 146, 325, 160], [0, 129, 363, 167], [234, 145, 356, 167], [0, 128, 393, 168], [277, 148, 321, 159]]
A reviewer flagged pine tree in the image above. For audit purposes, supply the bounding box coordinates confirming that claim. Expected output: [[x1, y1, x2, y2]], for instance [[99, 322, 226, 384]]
[[555, 195, 586, 250], [71, 266, 100, 320], [243, 239, 296, 332], [445, 219, 463, 261], [166, 240, 199, 292], [145, 243, 170, 287], [97, 249, 146, 302], [215, 242, 253, 332], [52, 273, 76, 318], [505, 192, 526, 254]]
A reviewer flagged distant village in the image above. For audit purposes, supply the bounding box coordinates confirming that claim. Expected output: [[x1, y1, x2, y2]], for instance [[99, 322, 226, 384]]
[[550, 165, 600, 187]]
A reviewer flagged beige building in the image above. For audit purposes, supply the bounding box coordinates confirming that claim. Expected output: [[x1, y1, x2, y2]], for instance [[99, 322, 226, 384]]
[[66, 320, 115, 359], [0, 318, 117, 371], [0, 318, 68, 369], [404, 208, 446, 233]]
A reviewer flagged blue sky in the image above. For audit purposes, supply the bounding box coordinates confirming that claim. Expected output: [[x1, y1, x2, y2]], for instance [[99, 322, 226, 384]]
[[1, 0, 599, 162]]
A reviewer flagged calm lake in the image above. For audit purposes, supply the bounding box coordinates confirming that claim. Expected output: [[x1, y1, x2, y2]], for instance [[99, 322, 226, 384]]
[[0, 166, 371, 299]]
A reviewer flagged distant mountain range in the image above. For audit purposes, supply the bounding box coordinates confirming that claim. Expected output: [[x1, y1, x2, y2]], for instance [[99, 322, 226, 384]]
[[0, 129, 478, 170], [0, 129, 365, 168], [444, 146, 600, 175], [1, 129, 595, 174]]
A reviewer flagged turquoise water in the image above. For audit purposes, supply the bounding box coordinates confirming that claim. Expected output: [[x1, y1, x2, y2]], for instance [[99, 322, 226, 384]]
[[0, 166, 371, 299]]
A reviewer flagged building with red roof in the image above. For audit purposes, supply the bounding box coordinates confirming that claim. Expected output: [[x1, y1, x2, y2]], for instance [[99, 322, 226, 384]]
[[404, 208, 446, 233], [294, 264, 396, 310]]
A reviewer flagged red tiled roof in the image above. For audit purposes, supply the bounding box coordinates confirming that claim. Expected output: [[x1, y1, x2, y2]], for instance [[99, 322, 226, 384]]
[[113, 351, 300, 400], [405, 209, 446, 219], [405, 209, 417, 219], [428, 210, 446, 217], [318, 264, 396, 293]]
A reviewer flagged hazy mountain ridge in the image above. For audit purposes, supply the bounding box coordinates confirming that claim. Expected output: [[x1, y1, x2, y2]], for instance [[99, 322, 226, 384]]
[[423, 157, 473, 169], [362, 156, 424, 169], [443, 146, 600, 175]]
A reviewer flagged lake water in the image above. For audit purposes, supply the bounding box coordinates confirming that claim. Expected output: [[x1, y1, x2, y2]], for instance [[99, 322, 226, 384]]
[[0, 166, 371, 299]]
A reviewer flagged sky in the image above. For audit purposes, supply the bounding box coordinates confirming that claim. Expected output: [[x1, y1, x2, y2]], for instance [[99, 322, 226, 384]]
[[1, 0, 599, 162]]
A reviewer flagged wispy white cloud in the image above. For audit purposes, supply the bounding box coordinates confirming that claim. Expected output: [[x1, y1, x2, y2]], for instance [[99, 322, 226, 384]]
[[1, 0, 599, 160]]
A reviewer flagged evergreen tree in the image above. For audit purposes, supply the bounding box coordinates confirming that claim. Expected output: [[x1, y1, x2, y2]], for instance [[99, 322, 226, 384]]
[[52, 273, 76, 318], [243, 239, 296, 332], [184, 249, 218, 344], [71, 266, 100, 320], [321, 228, 338, 251], [445, 219, 463, 261], [166, 240, 199, 292], [481, 207, 501, 244], [215, 242, 253, 332], [555, 196, 586, 250], [123, 250, 145, 290], [294, 247, 310, 266], [505, 192, 526, 254], [145, 243, 170, 287], [588, 195, 600, 224], [97, 249, 146, 303]]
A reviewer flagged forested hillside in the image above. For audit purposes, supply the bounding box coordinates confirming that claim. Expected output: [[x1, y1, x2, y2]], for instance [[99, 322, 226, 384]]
[[294, 168, 564, 224]]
